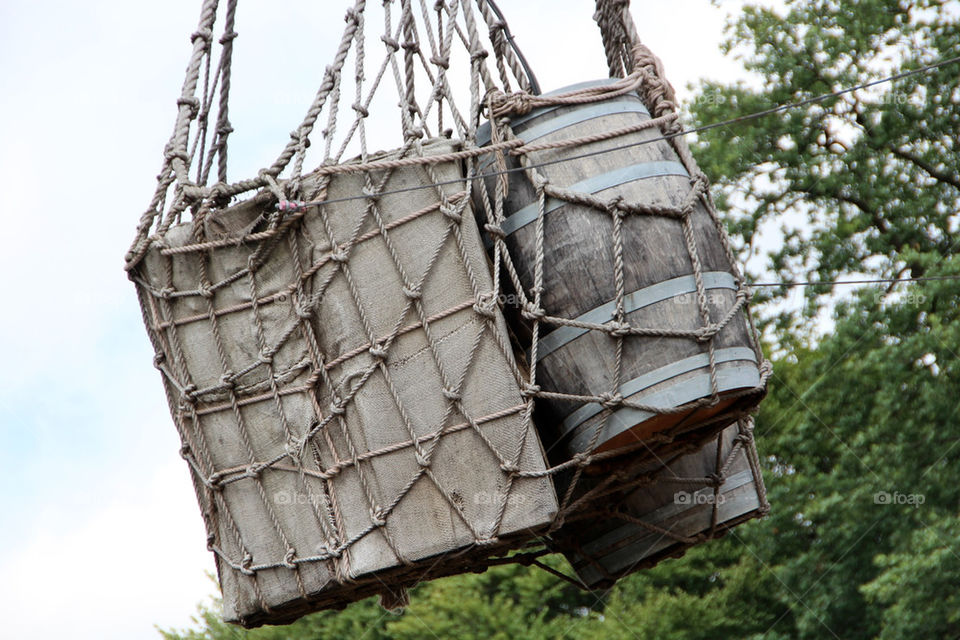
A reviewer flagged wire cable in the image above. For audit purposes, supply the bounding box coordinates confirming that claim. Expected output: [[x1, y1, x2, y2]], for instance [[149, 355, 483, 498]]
[[748, 274, 960, 288], [274, 52, 960, 210]]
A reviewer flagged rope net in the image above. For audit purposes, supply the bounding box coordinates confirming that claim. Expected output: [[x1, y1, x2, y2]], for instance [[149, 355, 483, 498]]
[[126, 0, 769, 627]]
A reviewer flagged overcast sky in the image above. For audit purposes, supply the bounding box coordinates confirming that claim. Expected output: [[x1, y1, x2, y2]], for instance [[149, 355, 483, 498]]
[[0, 1, 765, 637]]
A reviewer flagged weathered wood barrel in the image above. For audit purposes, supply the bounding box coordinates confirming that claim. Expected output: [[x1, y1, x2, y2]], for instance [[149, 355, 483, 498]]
[[555, 421, 766, 588], [476, 79, 765, 461]]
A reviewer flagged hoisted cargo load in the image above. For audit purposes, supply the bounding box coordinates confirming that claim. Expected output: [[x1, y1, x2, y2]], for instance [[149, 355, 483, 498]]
[[125, 0, 770, 627]]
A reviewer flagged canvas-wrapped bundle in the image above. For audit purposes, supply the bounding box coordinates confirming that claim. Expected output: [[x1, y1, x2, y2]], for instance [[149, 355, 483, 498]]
[[130, 139, 557, 625]]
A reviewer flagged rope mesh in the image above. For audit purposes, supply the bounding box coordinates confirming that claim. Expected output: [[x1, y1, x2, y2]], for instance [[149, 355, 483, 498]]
[[126, 0, 769, 627]]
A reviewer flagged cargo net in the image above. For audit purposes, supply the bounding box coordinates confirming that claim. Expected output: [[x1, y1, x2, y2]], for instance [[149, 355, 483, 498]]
[[125, 0, 770, 626]]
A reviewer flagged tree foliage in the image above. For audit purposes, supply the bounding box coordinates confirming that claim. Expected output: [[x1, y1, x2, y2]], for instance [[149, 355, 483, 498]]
[[161, 1, 960, 638], [692, 0, 960, 338]]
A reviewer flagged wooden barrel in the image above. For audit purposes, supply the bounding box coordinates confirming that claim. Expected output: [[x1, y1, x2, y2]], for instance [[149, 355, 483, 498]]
[[555, 421, 766, 588], [476, 79, 764, 461]]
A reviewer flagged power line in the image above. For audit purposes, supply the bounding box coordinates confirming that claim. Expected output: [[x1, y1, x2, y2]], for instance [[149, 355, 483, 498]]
[[748, 274, 960, 288], [276, 52, 960, 210]]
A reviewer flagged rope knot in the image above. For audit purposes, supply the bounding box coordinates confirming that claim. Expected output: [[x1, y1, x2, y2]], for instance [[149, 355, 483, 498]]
[[521, 302, 545, 322], [469, 47, 488, 63], [707, 473, 724, 488], [190, 28, 212, 44], [259, 350, 274, 365], [197, 283, 214, 299], [330, 245, 349, 263], [483, 222, 506, 239], [176, 96, 201, 118], [295, 298, 314, 319], [521, 383, 541, 398], [500, 462, 519, 474], [442, 387, 462, 403], [283, 548, 297, 569], [240, 553, 255, 576], [369, 508, 388, 527], [606, 195, 625, 214], [440, 204, 462, 223], [206, 472, 224, 491], [219, 30, 237, 44], [285, 437, 305, 459], [473, 292, 498, 318], [415, 451, 431, 468], [153, 353, 167, 368], [573, 452, 591, 466], [181, 384, 198, 402], [607, 321, 632, 338], [351, 102, 369, 118], [430, 55, 450, 69], [475, 536, 499, 547], [402, 286, 422, 300], [695, 324, 720, 343], [599, 392, 623, 409], [219, 371, 235, 389], [329, 397, 347, 416], [381, 35, 400, 52], [368, 342, 389, 360], [246, 463, 267, 478], [487, 90, 534, 118]]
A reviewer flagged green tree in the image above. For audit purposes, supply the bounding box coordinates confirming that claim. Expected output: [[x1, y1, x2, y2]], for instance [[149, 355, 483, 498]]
[[691, 0, 960, 340]]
